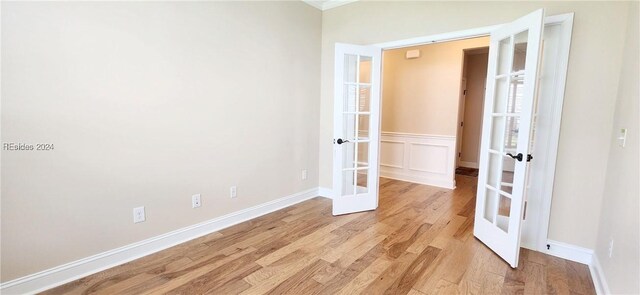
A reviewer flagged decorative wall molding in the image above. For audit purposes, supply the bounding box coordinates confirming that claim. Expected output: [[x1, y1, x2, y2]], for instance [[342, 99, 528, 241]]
[[380, 132, 456, 189], [0, 187, 326, 294], [458, 161, 479, 169]]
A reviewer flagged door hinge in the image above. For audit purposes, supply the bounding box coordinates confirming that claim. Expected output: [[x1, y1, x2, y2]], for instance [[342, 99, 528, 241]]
[[458, 152, 461, 157], [463, 90, 467, 95], [460, 122, 464, 127]]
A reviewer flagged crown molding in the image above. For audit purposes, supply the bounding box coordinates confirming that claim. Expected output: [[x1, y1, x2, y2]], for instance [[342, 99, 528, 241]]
[[302, 0, 358, 11]]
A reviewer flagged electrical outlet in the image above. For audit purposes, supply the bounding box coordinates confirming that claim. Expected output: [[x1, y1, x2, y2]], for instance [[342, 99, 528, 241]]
[[133, 206, 145, 223], [192, 194, 201, 208], [608, 239, 614, 258], [230, 186, 237, 198], [619, 128, 628, 147], [302, 169, 308, 180]]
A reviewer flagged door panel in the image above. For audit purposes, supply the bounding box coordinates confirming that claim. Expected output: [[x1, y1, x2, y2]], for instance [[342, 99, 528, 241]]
[[474, 9, 545, 268], [332, 44, 381, 216]]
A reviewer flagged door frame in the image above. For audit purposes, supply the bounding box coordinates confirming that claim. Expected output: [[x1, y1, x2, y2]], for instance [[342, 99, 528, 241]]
[[370, 13, 574, 253], [456, 76, 467, 168]]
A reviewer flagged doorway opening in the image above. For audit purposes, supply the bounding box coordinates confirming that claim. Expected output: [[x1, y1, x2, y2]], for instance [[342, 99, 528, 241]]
[[331, 12, 573, 267], [378, 37, 489, 189], [456, 47, 489, 177]]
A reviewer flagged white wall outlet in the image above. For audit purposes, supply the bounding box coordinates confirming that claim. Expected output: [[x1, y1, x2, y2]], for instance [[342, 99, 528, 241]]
[[618, 128, 628, 147], [230, 186, 237, 198], [302, 169, 308, 180], [192, 194, 201, 208], [133, 206, 145, 223], [608, 239, 614, 258]]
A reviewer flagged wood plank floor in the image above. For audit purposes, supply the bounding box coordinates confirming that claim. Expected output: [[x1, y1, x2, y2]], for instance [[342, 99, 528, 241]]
[[43, 176, 596, 295]]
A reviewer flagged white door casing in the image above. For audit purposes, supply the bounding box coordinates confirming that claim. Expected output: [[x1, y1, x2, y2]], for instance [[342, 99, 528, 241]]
[[473, 9, 545, 268], [332, 43, 382, 216]]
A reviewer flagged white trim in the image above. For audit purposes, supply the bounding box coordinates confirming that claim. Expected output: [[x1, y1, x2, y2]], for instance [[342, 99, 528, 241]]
[[379, 172, 455, 189], [590, 254, 611, 295], [0, 187, 326, 294], [458, 161, 479, 169], [374, 25, 500, 50], [318, 187, 334, 199], [374, 14, 572, 50], [381, 131, 456, 140], [301, 0, 358, 11], [542, 239, 593, 265], [534, 13, 574, 253]]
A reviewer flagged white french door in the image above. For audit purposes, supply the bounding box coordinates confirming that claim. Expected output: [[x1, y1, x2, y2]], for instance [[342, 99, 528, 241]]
[[331, 43, 382, 216], [473, 9, 545, 268]]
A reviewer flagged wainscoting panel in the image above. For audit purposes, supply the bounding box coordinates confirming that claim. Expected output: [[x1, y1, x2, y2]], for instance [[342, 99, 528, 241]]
[[379, 132, 456, 189]]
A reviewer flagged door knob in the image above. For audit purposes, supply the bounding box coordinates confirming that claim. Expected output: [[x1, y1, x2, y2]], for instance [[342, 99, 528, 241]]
[[336, 138, 350, 145], [507, 152, 524, 162]]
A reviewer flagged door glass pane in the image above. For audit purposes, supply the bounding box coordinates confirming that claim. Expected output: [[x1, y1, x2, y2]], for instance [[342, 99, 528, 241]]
[[357, 142, 369, 167], [497, 195, 511, 233], [359, 56, 372, 83], [490, 117, 505, 151], [359, 85, 371, 112], [501, 157, 515, 194], [344, 84, 357, 112], [501, 182, 514, 195], [341, 142, 355, 170], [507, 76, 524, 113], [344, 54, 357, 83], [512, 30, 528, 72], [493, 77, 509, 113], [497, 37, 512, 75], [356, 169, 369, 195], [342, 170, 356, 195], [357, 114, 370, 140], [504, 116, 520, 150], [343, 114, 356, 140], [487, 153, 502, 188], [484, 188, 498, 223]]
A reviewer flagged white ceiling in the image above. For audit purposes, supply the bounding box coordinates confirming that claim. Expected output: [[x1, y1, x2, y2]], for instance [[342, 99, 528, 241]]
[[302, 0, 358, 11]]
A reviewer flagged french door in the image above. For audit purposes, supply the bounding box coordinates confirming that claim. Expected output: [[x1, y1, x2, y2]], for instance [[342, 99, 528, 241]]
[[473, 9, 545, 268], [331, 43, 382, 216]]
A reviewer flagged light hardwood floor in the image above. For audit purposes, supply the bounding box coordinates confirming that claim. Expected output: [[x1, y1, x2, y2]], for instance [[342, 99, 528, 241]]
[[43, 176, 596, 294]]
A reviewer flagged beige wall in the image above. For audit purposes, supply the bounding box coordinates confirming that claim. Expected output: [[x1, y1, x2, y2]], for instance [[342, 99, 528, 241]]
[[1, 2, 321, 281], [460, 52, 488, 165], [594, 2, 639, 293], [381, 38, 489, 136], [320, 1, 631, 249]]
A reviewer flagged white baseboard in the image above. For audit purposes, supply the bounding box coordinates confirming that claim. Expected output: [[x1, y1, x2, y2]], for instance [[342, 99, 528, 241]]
[[543, 239, 594, 265], [0, 187, 322, 294], [317, 187, 334, 199], [589, 254, 610, 295], [380, 171, 455, 189], [458, 161, 479, 169]]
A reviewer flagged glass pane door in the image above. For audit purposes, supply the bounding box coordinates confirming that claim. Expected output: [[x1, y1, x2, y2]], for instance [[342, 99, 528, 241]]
[[473, 9, 544, 268], [332, 44, 381, 216]]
